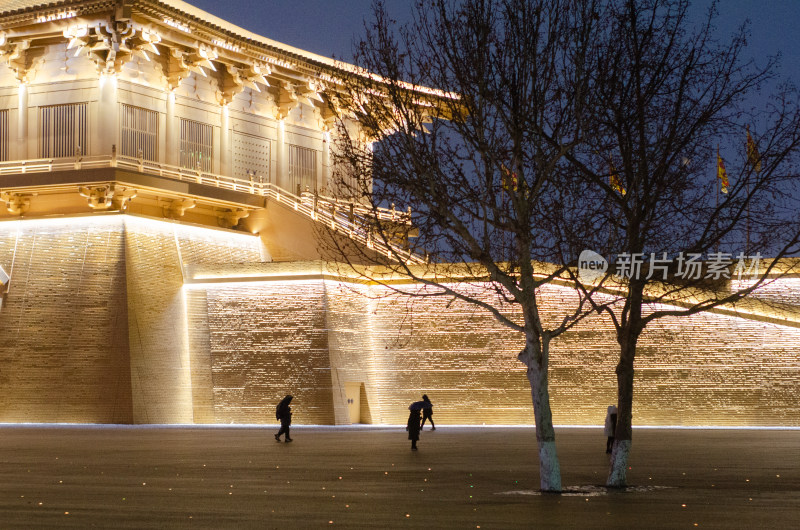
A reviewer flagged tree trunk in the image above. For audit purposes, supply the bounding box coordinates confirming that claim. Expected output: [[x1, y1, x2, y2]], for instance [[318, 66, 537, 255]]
[[607, 327, 638, 488], [519, 336, 562, 492]]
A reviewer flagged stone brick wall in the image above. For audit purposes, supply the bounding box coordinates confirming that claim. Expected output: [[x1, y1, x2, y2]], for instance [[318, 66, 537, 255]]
[[124, 216, 193, 424], [0, 214, 797, 427], [367, 284, 531, 426], [733, 277, 800, 307], [203, 281, 335, 425], [0, 216, 132, 423], [190, 275, 799, 427], [0, 215, 266, 424], [324, 282, 379, 424], [365, 282, 800, 426], [124, 217, 266, 424]]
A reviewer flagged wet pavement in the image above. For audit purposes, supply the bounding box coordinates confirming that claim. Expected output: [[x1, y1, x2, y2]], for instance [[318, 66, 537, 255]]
[[0, 425, 796, 528]]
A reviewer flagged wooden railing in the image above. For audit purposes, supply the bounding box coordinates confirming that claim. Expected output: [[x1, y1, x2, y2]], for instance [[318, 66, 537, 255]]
[[0, 155, 425, 264]]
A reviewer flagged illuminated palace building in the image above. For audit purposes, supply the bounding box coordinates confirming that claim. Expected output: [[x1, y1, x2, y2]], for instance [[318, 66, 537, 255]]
[[0, 0, 798, 426]]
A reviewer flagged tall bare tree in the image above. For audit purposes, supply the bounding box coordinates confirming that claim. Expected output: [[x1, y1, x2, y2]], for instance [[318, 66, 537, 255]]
[[325, 0, 602, 492], [556, 0, 800, 487], [323, 0, 799, 493]]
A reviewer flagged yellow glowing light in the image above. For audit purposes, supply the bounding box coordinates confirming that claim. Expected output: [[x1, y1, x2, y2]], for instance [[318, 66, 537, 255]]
[[37, 11, 76, 23], [163, 17, 190, 32], [213, 39, 240, 52]]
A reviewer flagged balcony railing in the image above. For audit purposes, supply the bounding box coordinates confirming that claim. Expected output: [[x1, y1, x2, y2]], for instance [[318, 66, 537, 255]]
[[0, 154, 425, 265]]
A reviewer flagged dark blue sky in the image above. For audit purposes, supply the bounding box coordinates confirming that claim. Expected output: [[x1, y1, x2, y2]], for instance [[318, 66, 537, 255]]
[[186, 0, 798, 82]]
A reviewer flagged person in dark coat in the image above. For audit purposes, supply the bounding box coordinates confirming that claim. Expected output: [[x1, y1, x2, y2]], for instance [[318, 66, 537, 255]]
[[407, 401, 424, 450], [275, 395, 293, 443], [604, 404, 617, 454], [420, 394, 435, 431]]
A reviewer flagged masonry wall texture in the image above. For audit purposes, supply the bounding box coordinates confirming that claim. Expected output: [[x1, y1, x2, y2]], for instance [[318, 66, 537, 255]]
[[324, 282, 379, 424], [204, 281, 335, 425], [0, 215, 797, 426], [356, 283, 800, 426], [0, 215, 267, 424], [188, 276, 800, 427], [0, 216, 132, 423]]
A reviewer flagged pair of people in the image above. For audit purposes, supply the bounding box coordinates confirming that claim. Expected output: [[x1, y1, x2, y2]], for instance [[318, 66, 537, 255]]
[[278, 397, 613, 454], [275, 393, 436, 450], [407, 394, 435, 451]]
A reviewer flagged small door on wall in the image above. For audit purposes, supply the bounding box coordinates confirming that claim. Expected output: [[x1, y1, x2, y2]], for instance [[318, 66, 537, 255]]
[[344, 382, 362, 424]]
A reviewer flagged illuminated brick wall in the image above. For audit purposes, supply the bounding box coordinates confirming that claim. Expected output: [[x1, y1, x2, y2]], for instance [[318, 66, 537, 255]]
[[123, 218, 267, 424], [366, 285, 532, 426], [190, 275, 799, 427], [627, 311, 800, 426], [0, 214, 797, 426], [124, 217, 192, 423], [733, 277, 800, 306], [201, 281, 336, 424], [0, 215, 266, 424], [0, 217, 131, 423], [364, 282, 800, 426], [324, 282, 380, 424]]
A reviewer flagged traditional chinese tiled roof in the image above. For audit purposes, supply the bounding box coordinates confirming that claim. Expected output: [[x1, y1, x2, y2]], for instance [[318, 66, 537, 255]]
[[0, 0, 350, 73], [0, 0, 97, 16]]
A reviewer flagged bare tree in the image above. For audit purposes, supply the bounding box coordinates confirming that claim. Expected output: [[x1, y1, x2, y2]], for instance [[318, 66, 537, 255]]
[[324, 0, 603, 492], [557, 0, 800, 487]]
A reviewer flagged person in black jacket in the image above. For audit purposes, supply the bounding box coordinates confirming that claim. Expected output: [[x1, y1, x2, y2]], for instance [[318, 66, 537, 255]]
[[420, 394, 435, 431], [275, 395, 293, 443], [407, 401, 425, 450], [604, 404, 617, 454]]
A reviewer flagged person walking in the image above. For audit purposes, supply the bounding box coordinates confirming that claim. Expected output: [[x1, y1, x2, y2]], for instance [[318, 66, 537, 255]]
[[407, 401, 424, 451], [420, 394, 435, 431], [275, 395, 293, 443], [604, 404, 618, 454]]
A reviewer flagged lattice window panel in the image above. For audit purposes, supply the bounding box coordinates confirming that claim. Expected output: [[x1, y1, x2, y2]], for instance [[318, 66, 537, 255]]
[[121, 104, 158, 161], [40, 103, 87, 158], [288, 144, 317, 195], [180, 118, 213, 172], [233, 132, 270, 184]]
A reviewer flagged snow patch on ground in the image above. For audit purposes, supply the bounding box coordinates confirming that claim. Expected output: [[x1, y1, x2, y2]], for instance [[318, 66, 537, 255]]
[[497, 485, 673, 496]]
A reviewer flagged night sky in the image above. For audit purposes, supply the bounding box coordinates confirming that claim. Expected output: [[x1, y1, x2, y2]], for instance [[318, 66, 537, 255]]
[[185, 0, 799, 84]]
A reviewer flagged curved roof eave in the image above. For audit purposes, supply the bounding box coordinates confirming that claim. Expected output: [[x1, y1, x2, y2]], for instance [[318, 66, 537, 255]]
[[153, 0, 352, 71], [0, 0, 355, 73], [0, 0, 457, 99]]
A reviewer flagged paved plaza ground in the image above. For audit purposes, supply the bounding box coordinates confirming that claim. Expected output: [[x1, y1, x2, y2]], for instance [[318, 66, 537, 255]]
[[0, 425, 796, 528]]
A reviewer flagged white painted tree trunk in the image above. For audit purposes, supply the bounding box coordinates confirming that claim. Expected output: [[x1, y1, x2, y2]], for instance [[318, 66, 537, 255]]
[[607, 335, 637, 488], [606, 439, 631, 487], [537, 438, 561, 492], [521, 345, 562, 492]]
